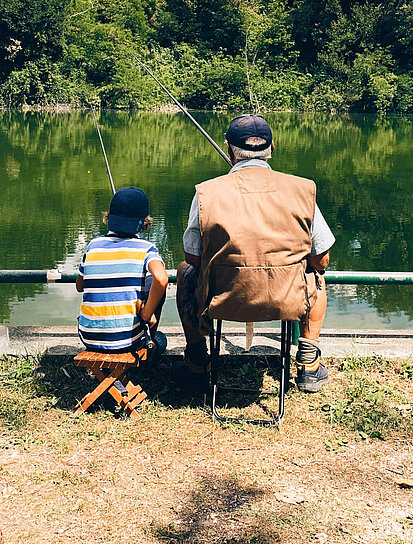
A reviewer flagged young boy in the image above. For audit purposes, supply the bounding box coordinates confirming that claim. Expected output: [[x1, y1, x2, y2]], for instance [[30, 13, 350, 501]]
[[76, 187, 168, 358]]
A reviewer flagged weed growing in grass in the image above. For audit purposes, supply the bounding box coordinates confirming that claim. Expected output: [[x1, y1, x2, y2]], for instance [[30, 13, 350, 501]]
[[338, 354, 390, 371], [0, 354, 51, 429], [334, 379, 410, 438], [323, 356, 413, 439], [0, 353, 42, 389], [401, 360, 413, 379]]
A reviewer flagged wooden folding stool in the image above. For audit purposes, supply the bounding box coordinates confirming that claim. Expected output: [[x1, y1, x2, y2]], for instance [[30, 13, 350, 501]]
[[73, 348, 148, 418]]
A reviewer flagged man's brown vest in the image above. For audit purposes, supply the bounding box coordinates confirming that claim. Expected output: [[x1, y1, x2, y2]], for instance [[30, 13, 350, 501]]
[[195, 166, 318, 330]]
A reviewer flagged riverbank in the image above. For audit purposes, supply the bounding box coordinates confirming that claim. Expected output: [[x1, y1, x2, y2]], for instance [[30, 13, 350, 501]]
[[0, 103, 184, 113], [0, 344, 412, 543]]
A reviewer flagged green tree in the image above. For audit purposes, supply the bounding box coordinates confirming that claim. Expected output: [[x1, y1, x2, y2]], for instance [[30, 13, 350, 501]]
[[154, 0, 245, 55], [0, 0, 70, 78]]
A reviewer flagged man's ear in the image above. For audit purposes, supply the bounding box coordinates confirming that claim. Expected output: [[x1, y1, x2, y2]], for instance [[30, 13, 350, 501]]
[[271, 141, 275, 153], [226, 141, 235, 164]]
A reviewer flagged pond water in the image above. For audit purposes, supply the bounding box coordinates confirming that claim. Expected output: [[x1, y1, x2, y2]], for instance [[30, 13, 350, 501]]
[[0, 111, 411, 329]]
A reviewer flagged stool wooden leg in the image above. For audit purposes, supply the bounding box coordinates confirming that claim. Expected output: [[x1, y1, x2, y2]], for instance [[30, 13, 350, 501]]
[[91, 366, 146, 419], [127, 391, 148, 410], [74, 364, 126, 416], [120, 376, 145, 400], [109, 371, 147, 407]]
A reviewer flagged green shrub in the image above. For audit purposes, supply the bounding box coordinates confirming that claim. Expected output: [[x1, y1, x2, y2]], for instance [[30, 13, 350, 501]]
[[178, 49, 248, 110], [306, 79, 348, 113], [0, 58, 81, 107], [394, 73, 413, 113], [252, 71, 313, 111]]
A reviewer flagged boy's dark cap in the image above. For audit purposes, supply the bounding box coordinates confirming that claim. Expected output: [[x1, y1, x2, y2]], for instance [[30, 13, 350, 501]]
[[108, 187, 149, 235], [225, 114, 272, 151]]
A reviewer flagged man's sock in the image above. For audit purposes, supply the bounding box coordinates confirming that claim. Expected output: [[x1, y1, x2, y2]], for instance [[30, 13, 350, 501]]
[[296, 337, 321, 371]]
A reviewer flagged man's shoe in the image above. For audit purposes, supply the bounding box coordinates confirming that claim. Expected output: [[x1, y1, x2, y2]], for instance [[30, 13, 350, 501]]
[[174, 359, 210, 393], [296, 362, 330, 393]]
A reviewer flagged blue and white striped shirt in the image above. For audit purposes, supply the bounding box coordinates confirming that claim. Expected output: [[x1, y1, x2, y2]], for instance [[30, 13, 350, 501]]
[[78, 234, 163, 351]]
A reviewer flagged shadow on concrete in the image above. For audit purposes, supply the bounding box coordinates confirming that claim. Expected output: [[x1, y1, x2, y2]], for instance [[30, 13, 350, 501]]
[[149, 470, 281, 544], [220, 331, 283, 356]]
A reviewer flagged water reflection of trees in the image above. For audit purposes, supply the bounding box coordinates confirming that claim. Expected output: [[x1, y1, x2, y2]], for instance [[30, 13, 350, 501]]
[[0, 111, 411, 322]]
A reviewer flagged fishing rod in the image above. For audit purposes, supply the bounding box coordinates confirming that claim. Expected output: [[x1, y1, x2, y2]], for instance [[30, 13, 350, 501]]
[[130, 52, 232, 168], [91, 107, 116, 195], [90, 107, 153, 345]]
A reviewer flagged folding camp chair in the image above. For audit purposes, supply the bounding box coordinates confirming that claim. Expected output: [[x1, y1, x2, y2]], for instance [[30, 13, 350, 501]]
[[210, 320, 292, 426], [73, 346, 148, 419]]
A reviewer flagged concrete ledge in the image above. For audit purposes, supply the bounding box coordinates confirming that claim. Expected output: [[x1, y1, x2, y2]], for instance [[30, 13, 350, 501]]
[[2, 326, 412, 359], [0, 326, 9, 356]]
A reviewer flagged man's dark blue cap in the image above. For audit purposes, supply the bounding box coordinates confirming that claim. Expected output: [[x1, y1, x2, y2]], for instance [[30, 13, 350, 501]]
[[108, 187, 149, 235], [225, 114, 272, 151]]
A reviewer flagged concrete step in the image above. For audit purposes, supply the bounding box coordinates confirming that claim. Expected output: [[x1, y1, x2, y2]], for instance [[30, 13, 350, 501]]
[[1, 326, 412, 359]]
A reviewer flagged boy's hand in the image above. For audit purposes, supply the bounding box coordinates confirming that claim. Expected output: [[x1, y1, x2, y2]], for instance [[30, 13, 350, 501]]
[[138, 260, 168, 328], [140, 303, 157, 327]]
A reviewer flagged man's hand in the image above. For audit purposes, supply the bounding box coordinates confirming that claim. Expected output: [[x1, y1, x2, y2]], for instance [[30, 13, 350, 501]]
[[308, 250, 329, 271], [184, 252, 201, 268]]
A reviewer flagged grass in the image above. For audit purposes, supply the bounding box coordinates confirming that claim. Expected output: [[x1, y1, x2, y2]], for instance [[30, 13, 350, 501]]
[[0, 352, 412, 543], [0, 353, 50, 428], [317, 355, 413, 439]]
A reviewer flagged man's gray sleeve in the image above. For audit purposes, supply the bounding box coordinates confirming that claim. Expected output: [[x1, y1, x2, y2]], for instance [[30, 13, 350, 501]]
[[310, 204, 335, 255], [183, 194, 202, 256]]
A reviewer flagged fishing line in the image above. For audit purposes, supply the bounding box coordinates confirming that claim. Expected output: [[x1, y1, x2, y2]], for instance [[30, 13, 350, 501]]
[[129, 52, 232, 168], [91, 107, 116, 195]]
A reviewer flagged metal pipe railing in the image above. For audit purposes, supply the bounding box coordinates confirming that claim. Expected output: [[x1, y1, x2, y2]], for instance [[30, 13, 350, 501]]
[[0, 270, 412, 285], [1, 269, 410, 347]]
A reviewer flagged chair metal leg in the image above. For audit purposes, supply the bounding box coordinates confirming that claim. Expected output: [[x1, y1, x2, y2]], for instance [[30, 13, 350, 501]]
[[278, 320, 292, 421], [211, 320, 291, 426], [209, 319, 221, 386]]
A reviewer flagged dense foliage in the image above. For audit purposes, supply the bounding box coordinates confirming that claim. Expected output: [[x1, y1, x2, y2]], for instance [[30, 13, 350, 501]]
[[0, 0, 412, 112]]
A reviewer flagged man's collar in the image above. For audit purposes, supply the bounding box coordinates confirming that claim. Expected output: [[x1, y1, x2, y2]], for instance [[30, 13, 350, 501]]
[[229, 158, 272, 173]]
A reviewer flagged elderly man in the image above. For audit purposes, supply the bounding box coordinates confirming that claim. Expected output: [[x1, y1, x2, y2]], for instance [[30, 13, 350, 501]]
[[176, 114, 335, 393]]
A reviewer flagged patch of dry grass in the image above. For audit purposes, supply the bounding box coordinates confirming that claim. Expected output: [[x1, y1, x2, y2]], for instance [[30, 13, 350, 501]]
[[0, 353, 412, 543]]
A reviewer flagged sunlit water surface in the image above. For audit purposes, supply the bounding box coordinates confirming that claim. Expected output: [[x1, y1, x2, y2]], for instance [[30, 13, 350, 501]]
[[0, 111, 411, 329]]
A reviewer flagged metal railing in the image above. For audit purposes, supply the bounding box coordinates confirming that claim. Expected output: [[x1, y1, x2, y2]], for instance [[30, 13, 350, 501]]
[[0, 269, 411, 346], [0, 270, 412, 285]]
